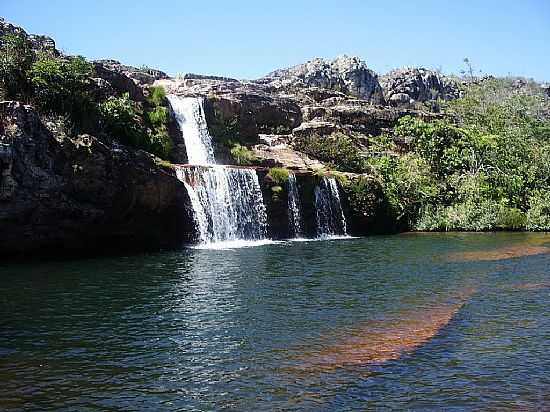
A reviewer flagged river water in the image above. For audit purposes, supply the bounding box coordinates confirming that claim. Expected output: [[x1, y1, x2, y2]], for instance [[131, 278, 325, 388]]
[[1, 233, 550, 411]]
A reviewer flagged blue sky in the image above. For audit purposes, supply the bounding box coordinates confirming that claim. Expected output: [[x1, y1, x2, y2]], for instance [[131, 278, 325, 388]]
[[3, 0, 549, 81]]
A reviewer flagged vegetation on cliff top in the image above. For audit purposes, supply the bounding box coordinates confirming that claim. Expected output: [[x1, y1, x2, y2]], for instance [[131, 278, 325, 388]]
[[0, 32, 172, 159], [306, 78, 550, 231]]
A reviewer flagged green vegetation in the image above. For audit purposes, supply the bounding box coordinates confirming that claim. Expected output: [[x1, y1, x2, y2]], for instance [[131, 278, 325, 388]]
[[99, 87, 172, 159], [30, 56, 98, 131], [315, 77, 550, 231], [267, 167, 289, 185], [0, 33, 172, 159], [147, 85, 166, 107], [295, 132, 368, 173], [230, 143, 257, 165], [99, 93, 146, 147], [0, 33, 34, 100]]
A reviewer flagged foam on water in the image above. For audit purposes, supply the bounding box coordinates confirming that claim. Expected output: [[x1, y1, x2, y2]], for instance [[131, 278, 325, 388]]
[[191, 239, 280, 250]]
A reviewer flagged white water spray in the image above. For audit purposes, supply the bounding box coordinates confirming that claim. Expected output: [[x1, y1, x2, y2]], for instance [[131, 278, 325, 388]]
[[287, 172, 303, 238], [314, 176, 348, 238], [167, 95, 215, 165]]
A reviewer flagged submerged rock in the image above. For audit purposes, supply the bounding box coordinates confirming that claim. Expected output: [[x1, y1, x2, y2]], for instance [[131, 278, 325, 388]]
[[0, 102, 195, 256]]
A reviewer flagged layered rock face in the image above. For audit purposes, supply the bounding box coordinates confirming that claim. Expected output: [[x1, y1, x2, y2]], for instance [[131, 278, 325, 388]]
[[380, 67, 460, 107], [0, 102, 195, 256], [257, 55, 385, 104]]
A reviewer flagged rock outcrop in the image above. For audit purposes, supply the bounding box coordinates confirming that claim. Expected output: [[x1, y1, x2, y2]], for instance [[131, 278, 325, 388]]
[[92, 60, 170, 102], [94, 59, 169, 87], [158, 76, 302, 149], [300, 101, 442, 135], [0, 17, 59, 55], [380, 67, 460, 107], [0, 101, 195, 257], [257, 55, 385, 104]]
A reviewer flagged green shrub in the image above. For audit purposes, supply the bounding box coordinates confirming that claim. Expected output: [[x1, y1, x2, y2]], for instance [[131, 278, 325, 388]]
[[267, 167, 289, 184], [146, 106, 168, 127], [395, 116, 496, 178], [295, 132, 368, 173], [30, 56, 93, 111], [147, 85, 166, 107], [99, 93, 173, 159], [230, 143, 256, 165], [368, 153, 440, 224], [416, 201, 526, 231], [340, 175, 387, 222], [0, 33, 34, 100], [497, 207, 526, 230], [147, 126, 173, 159], [29, 56, 97, 131], [99, 93, 146, 147], [526, 190, 550, 231]]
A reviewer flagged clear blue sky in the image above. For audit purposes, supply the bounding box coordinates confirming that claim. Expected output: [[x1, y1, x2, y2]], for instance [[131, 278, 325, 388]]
[[3, 0, 550, 81]]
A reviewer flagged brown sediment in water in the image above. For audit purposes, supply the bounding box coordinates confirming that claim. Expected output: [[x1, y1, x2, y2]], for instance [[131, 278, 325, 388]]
[[507, 281, 550, 291], [449, 244, 550, 262], [285, 287, 476, 376], [290, 303, 463, 375]]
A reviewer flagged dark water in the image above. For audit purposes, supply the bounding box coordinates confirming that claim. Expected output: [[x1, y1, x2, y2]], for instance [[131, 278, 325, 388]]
[[1, 233, 550, 411]]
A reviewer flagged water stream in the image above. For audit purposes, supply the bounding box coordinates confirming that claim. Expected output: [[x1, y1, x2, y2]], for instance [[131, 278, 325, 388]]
[[315, 176, 348, 237], [287, 172, 304, 238], [169, 95, 269, 247]]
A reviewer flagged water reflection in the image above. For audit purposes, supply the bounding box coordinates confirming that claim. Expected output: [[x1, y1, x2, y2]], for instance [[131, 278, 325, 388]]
[[1, 234, 549, 410]]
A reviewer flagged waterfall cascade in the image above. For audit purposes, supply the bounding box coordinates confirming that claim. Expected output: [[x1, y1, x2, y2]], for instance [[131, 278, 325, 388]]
[[176, 166, 267, 244], [315, 176, 348, 238], [287, 172, 304, 238], [167, 95, 215, 165], [169, 95, 268, 246]]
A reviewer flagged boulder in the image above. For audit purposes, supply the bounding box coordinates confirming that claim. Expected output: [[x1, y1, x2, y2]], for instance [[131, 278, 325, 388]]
[[94, 59, 169, 86], [204, 92, 303, 144], [93, 61, 146, 102], [0, 101, 195, 257], [0, 17, 59, 56], [380, 67, 459, 107], [258, 55, 385, 104], [251, 142, 325, 170]]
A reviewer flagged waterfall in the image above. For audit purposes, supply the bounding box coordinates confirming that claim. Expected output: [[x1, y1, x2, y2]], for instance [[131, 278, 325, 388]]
[[177, 166, 268, 244], [287, 172, 303, 238], [315, 176, 348, 238], [170, 95, 269, 246], [167, 95, 215, 165]]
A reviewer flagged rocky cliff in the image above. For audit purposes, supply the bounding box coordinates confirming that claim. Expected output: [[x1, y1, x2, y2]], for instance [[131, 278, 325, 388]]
[[0, 101, 195, 257]]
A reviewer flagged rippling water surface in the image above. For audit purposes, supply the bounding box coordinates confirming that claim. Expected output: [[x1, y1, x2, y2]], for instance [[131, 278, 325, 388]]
[[2, 233, 550, 411]]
